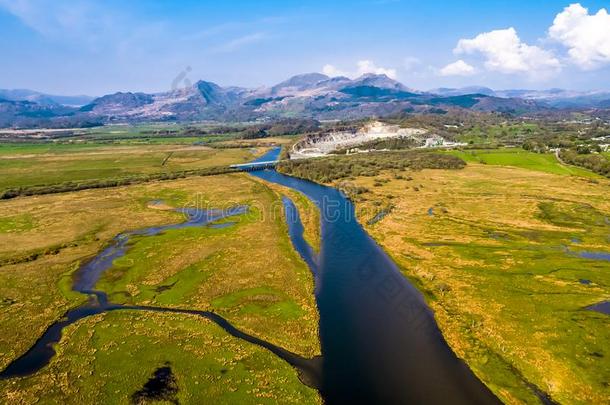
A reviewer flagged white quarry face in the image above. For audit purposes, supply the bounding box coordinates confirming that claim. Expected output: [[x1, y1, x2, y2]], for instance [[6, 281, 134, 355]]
[[291, 121, 427, 159]]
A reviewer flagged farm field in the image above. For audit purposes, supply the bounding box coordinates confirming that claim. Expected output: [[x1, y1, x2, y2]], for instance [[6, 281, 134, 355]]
[[0, 143, 266, 190], [0, 173, 320, 404], [444, 148, 601, 178]]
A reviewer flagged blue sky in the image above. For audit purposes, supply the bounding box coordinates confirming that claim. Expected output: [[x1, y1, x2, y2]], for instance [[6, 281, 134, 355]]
[[1, 0, 609, 95]]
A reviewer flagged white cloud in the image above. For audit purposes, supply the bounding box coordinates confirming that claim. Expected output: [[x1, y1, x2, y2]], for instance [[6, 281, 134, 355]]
[[455, 27, 561, 77], [439, 60, 476, 76], [403, 57, 422, 72], [322, 60, 397, 79], [356, 60, 397, 78], [549, 3, 610, 70], [322, 64, 350, 78]]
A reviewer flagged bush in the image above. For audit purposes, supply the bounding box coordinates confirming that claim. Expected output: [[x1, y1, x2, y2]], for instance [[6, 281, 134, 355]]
[[559, 149, 610, 177], [277, 150, 466, 183]]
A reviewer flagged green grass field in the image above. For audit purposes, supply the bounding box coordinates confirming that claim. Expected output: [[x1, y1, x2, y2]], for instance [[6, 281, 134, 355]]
[[0, 136, 235, 149], [2, 311, 319, 404], [456, 123, 542, 145], [445, 148, 601, 178], [0, 143, 264, 190], [79, 123, 243, 140], [0, 143, 108, 155]]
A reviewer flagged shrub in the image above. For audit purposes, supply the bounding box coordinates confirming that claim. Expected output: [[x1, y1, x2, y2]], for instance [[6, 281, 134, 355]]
[[277, 150, 466, 183]]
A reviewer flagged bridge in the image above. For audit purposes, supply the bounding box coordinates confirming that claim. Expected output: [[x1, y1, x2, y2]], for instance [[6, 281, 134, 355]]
[[230, 160, 280, 171]]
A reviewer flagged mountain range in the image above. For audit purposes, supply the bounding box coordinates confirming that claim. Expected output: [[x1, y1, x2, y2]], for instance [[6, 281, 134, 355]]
[[429, 87, 610, 108], [1, 73, 609, 128], [0, 89, 93, 107]]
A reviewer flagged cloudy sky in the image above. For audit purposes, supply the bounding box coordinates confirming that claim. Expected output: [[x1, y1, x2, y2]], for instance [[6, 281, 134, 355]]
[[0, 0, 609, 95]]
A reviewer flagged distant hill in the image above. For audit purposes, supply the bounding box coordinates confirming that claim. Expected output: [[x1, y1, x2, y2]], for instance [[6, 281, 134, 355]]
[[271, 73, 331, 95], [431, 87, 610, 108], [0, 89, 93, 107], [1, 74, 609, 128], [429, 86, 496, 97], [0, 97, 102, 128]]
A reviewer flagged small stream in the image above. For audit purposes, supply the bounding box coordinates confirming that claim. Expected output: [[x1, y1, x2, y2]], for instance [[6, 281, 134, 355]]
[[282, 196, 318, 275], [0, 204, 321, 387]]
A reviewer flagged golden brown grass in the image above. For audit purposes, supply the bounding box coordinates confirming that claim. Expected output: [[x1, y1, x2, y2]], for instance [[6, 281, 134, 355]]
[[214, 136, 297, 148], [344, 163, 610, 404], [0, 173, 320, 403]]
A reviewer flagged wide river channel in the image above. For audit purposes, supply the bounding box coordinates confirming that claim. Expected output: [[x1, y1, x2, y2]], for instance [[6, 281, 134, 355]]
[[251, 148, 499, 404]]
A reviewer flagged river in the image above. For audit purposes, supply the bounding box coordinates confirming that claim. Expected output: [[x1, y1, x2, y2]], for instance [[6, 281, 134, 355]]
[[251, 148, 499, 404]]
